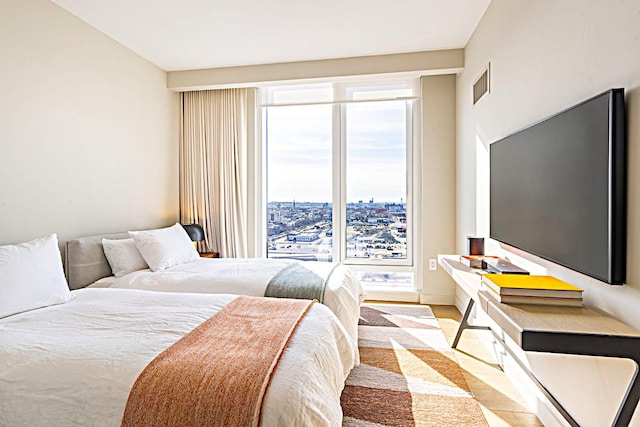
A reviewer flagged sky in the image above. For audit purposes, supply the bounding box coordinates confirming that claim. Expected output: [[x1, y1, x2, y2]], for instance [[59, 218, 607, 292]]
[[266, 100, 408, 204]]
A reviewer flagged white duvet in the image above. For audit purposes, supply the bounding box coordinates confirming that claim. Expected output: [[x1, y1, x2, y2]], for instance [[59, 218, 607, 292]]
[[93, 258, 363, 344], [0, 288, 358, 427]]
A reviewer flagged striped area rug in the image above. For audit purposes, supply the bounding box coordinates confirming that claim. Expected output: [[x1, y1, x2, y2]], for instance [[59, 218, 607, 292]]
[[341, 304, 488, 426]]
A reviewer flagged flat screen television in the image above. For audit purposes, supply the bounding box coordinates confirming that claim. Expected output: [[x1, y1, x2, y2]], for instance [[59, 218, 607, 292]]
[[490, 89, 626, 285]]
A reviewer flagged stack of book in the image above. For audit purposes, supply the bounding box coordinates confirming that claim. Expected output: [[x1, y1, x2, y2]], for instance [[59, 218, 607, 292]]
[[482, 274, 584, 307]]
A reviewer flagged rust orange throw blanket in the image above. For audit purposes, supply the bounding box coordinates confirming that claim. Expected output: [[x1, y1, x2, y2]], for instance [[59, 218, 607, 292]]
[[121, 296, 315, 427]]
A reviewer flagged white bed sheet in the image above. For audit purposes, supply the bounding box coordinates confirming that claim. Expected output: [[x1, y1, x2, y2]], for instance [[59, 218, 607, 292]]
[[89, 275, 119, 288], [93, 258, 364, 344], [0, 288, 357, 427]]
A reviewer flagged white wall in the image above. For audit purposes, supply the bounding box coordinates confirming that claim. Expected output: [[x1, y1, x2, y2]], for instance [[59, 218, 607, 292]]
[[457, 1, 640, 426], [0, 0, 179, 246]]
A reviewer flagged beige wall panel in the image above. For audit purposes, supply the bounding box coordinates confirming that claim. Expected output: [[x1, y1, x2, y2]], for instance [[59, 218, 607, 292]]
[[420, 75, 457, 303], [0, 0, 179, 246]]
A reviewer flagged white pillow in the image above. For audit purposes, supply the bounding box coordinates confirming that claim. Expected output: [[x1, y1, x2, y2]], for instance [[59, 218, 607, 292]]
[[0, 234, 73, 319], [102, 238, 149, 277], [129, 223, 199, 272]]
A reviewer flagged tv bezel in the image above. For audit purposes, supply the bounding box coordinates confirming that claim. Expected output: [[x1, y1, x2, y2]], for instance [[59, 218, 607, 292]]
[[489, 88, 626, 285]]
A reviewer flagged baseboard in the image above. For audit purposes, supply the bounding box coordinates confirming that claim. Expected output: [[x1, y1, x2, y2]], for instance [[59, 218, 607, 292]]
[[363, 290, 456, 305], [419, 293, 456, 305], [363, 289, 421, 303]]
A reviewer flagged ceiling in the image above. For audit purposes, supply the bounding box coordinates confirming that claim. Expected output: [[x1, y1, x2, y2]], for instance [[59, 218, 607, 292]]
[[51, 0, 491, 72]]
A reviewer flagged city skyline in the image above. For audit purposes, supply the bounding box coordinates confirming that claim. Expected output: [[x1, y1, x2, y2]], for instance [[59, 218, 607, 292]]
[[266, 198, 407, 262], [267, 199, 405, 206]]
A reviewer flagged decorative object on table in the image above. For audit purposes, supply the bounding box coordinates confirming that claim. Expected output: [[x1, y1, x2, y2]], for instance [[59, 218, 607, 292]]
[[459, 255, 500, 269], [482, 274, 583, 307], [482, 257, 529, 274], [466, 236, 485, 255]]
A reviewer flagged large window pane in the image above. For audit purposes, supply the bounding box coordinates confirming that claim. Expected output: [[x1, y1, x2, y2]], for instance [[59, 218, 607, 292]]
[[345, 101, 408, 261], [266, 104, 333, 261], [262, 80, 416, 291]]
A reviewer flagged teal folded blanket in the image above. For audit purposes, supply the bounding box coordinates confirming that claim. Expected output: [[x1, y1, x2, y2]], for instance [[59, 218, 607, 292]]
[[265, 263, 337, 304]]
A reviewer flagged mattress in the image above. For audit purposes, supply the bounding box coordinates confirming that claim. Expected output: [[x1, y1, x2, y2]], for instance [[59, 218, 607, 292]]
[[90, 258, 363, 343]]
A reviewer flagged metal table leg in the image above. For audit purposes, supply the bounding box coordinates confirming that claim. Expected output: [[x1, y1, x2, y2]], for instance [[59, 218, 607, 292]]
[[452, 298, 490, 348]]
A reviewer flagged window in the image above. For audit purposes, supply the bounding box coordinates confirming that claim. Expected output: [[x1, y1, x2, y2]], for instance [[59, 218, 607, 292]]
[[266, 103, 334, 261], [261, 79, 420, 290], [344, 100, 408, 262]]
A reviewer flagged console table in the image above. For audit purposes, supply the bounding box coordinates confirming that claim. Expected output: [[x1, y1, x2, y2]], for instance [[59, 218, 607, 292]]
[[439, 255, 640, 427]]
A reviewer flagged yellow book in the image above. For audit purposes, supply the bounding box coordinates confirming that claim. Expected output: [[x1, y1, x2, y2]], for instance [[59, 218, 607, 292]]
[[482, 274, 583, 298]]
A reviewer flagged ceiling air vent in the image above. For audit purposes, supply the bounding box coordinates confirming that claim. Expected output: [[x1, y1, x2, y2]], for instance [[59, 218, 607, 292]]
[[473, 64, 490, 105]]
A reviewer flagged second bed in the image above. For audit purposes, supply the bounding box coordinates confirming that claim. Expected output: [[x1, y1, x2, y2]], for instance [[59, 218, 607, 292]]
[[65, 227, 364, 343]]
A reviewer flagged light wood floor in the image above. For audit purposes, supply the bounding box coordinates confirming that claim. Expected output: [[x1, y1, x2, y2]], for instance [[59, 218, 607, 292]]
[[431, 305, 543, 426]]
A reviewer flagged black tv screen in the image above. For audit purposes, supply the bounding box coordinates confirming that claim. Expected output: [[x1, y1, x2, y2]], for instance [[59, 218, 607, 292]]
[[490, 89, 626, 285]]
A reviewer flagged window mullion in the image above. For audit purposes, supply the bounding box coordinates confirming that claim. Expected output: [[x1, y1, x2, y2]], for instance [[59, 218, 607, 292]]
[[331, 102, 344, 262], [405, 100, 414, 266]]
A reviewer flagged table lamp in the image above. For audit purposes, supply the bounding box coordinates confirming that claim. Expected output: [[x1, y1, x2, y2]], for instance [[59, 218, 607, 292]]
[[181, 224, 205, 250]]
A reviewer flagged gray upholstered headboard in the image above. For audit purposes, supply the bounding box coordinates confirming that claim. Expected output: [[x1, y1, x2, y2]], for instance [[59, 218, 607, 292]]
[[64, 232, 129, 290]]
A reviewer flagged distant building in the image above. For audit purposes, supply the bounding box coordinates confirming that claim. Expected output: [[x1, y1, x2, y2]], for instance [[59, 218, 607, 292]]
[[287, 233, 320, 242]]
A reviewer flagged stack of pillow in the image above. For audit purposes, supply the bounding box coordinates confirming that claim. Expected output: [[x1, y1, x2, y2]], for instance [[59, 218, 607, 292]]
[[0, 223, 200, 319], [0, 234, 73, 318], [102, 223, 200, 278]]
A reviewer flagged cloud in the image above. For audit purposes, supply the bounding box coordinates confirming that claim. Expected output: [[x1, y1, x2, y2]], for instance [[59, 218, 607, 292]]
[[266, 100, 408, 203]]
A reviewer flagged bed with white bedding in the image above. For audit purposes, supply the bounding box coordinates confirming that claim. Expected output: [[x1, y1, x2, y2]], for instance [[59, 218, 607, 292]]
[[0, 233, 358, 426], [0, 290, 357, 426], [93, 258, 362, 342], [65, 224, 364, 343]]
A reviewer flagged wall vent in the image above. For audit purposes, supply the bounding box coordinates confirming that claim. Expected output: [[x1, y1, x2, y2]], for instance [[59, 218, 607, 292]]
[[473, 64, 490, 105]]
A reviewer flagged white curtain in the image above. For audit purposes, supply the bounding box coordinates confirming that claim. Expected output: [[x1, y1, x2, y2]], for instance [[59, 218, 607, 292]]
[[180, 88, 254, 258]]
